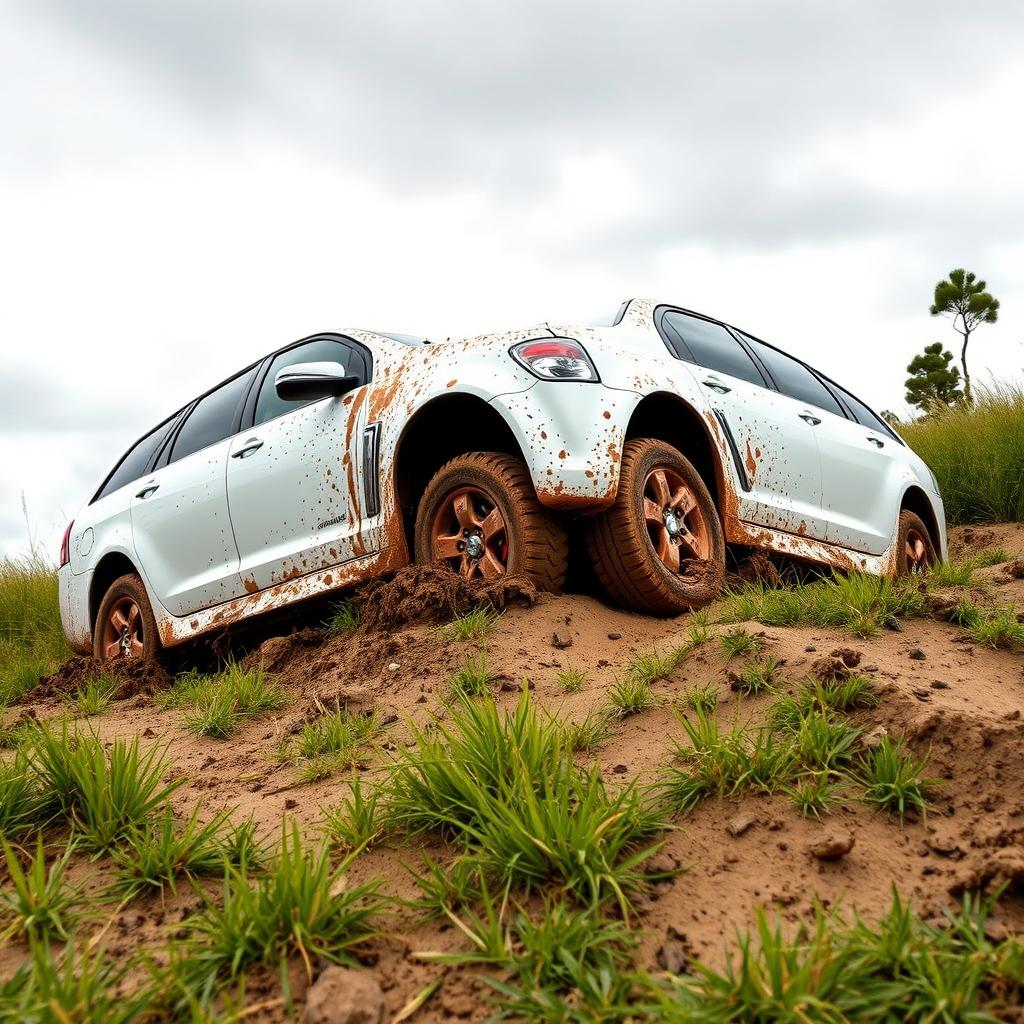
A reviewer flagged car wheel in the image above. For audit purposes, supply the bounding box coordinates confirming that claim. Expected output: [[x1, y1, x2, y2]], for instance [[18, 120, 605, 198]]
[[896, 510, 937, 575], [414, 452, 568, 591], [93, 573, 161, 662], [586, 439, 725, 615]]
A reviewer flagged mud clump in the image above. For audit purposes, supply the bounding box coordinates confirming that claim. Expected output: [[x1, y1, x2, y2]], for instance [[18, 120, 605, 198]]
[[351, 564, 538, 632], [28, 656, 171, 702], [811, 647, 862, 682], [730, 551, 782, 588], [1006, 560, 1024, 580]]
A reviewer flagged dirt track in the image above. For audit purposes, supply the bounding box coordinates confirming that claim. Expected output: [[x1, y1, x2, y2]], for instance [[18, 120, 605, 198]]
[[6, 524, 1024, 1021]]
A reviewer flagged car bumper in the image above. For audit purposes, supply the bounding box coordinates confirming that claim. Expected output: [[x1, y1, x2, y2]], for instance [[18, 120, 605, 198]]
[[58, 563, 93, 655]]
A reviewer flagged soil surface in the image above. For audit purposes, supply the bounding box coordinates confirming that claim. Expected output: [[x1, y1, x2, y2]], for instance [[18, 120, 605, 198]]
[[6, 523, 1024, 1021]]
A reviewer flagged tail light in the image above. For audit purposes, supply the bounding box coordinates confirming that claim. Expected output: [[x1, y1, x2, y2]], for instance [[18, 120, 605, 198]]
[[59, 521, 74, 568], [510, 339, 599, 382]]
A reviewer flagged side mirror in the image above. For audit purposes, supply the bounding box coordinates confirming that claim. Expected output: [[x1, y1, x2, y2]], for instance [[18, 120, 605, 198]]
[[274, 361, 361, 402]]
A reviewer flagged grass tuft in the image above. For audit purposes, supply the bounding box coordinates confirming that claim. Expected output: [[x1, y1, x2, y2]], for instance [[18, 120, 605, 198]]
[[440, 607, 498, 642], [0, 833, 79, 943], [177, 662, 287, 739], [856, 736, 937, 821], [64, 674, 119, 716], [556, 666, 587, 693], [719, 627, 762, 658], [606, 675, 658, 718], [732, 657, 781, 695], [446, 653, 495, 702], [325, 601, 360, 635]]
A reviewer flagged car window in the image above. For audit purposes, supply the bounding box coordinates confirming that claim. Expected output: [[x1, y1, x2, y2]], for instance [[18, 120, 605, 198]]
[[661, 311, 765, 387], [169, 369, 255, 464], [95, 419, 176, 499], [254, 338, 364, 426], [743, 337, 845, 416], [832, 384, 899, 439]]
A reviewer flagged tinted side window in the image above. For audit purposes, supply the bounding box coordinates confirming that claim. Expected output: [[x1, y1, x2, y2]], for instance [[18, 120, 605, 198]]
[[254, 338, 364, 426], [96, 420, 175, 500], [662, 311, 765, 386], [170, 369, 254, 464], [744, 338, 845, 416], [834, 385, 899, 439]]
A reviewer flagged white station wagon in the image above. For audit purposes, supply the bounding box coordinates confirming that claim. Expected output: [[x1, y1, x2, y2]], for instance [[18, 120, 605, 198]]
[[59, 298, 946, 662]]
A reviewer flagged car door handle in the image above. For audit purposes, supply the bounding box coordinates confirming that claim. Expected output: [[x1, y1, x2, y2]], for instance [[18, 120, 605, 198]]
[[701, 378, 732, 394], [231, 440, 264, 459], [867, 436, 885, 448], [799, 413, 822, 425], [135, 483, 159, 499]]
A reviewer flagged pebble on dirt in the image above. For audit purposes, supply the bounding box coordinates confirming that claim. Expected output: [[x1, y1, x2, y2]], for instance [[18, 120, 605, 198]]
[[305, 966, 384, 1024], [551, 631, 573, 649], [726, 813, 757, 837], [809, 831, 855, 861]]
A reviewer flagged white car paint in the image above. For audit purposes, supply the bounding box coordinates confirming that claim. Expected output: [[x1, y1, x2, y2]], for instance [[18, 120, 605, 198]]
[[58, 298, 947, 654]]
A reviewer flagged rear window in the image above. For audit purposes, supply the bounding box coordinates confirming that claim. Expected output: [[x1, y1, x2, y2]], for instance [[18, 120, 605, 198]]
[[661, 311, 766, 386], [744, 337, 845, 417], [169, 369, 255, 464], [833, 384, 901, 441], [94, 420, 175, 500]]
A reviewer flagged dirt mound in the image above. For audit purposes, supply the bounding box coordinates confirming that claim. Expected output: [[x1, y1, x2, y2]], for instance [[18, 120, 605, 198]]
[[729, 550, 782, 588], [29, 655, 171, 702], [811, 646, 862, 681], [350, 564, 538, 631]]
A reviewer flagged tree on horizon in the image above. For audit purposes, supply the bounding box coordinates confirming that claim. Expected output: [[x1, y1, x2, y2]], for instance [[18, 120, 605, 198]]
[[929, 268, 999, 404], [904, 342, 963, 412]]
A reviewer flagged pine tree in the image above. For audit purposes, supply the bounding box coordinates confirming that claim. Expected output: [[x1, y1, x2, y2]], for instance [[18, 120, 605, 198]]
[[929, 268, 1000, 404], [904, 342, 963, 412]]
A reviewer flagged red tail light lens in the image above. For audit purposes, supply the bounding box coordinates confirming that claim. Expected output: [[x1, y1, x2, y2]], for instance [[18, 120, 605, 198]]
[[59, 521, 74, 568], [511, 339, 599, 382]]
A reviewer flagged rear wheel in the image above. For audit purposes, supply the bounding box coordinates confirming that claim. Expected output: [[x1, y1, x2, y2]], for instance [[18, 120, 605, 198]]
[[896, 509, 937, 575], [586, 439, 725, 615], [414, 452, 568, 591], [93, 573, 161, 662]]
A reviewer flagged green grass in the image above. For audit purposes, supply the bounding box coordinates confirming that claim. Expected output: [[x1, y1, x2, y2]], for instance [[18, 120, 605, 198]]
[[0, 553, 69, 708], [556, 666, 587, 693], [439, 607, 498, 642], [0, 834, 79, 944], [684, 682, 719, 714], [110, 805, 234, 899], [970, 546, 1011, 567], [387, 692, 665, 912], [325, 601, 360, 635], [732, 657, 781, 695], [559, 710, 614, 752], [0, 751, 46, 837], [721, 571, 926, 638], [321, 776, 389, 852], [719, 626, 762, 658], [925, 560, 976, 587], [966, 604, 1024, 649], [856, 736, 937, 821], [64, 674, 119, 716], [606, 675, 658, 717], [769, 676, 878, 731], [171, 825, 383, 999], [29, 725, 183, 852], [279, 708, 385, 782], [902, 383, 1024, 524], [445, 652, 495, 702], [786, 774, 841, 819], [625, 647, 681, 686], [174, 662, 287, 738]]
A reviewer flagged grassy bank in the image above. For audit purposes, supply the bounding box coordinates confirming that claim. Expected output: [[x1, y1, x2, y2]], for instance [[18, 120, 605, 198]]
[[902, 384, 1024, 525], [0, 555, 69, 706]]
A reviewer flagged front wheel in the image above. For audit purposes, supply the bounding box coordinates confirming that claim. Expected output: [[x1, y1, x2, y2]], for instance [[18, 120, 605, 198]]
[[896, 510, 937, 575], [586, 439, 725, 615], [93, 572, 162, 662], [414, 452, 568, 591]]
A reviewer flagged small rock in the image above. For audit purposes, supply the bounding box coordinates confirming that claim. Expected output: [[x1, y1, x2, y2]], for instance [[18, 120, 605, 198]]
[[141, 726, 156, 738], [387, 662, 400, 672], [809, 831, 854, 861], [863, 664, 879, 673], [930, 680, 949, 690], [913, 688, 932, 702], [552, 631, 573, 649], [1004, 710, 1021, 721], [613, 763, 628, 774], [885, 618, 904, 632], [284, 798, 298, 810], [805, 645, 817, 653], [380, 713, 398, 726], [415, 694, 427, 703], [1006, 560, 1024, 580], [656, 938, 690, 974], [726, 813, 756, 837], [597, 658, 610, 667], [608, 632, 622, 641], [908, 648, 926, 661], [305, 965, 384, 1024], [862, 725, 888, 749], [500, 680, 517, 692]]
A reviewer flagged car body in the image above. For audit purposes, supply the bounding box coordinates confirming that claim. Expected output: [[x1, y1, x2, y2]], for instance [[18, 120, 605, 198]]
[[59, 297, 946, 658]]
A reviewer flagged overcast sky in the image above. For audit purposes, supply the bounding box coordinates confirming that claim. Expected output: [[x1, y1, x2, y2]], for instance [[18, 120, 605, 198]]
[[2, 0, 1023, 558]]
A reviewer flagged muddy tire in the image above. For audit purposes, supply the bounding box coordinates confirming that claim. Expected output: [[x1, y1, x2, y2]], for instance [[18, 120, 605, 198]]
[[586, 439, 725, 615], [896, 509, 937, 576], [93, 573, 161, 663], [414, 452, 568, 591]]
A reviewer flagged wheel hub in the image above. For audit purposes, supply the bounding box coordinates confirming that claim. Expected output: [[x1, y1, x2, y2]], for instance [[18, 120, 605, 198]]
[[664, 510, 681, 538], [464, 533, 484, 559]]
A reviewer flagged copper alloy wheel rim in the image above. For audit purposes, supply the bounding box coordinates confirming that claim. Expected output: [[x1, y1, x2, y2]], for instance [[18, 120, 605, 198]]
[[642, 466, 711, 573], [905, 527, 931, 574], [430, 485, 509, 580], [101, 595, 144, 660]]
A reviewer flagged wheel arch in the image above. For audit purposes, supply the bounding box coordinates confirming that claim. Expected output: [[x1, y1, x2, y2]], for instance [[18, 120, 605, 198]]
[[89, 551, 140, 632], [392, 393, 527, 553], [623, 391, 727, 524], [900, 485, 942, 555]]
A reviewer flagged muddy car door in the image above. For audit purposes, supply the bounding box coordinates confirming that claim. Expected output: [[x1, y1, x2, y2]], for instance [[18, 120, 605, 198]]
[[658, 310, 828, 540], [224, 335, 373, 592], [130, 367, 257, 616]]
